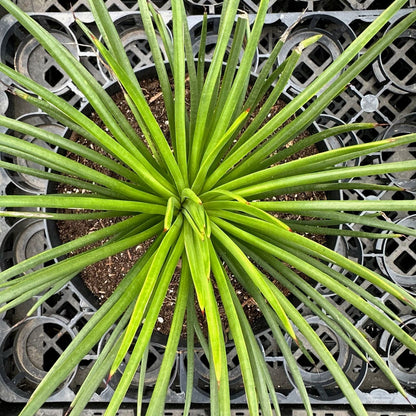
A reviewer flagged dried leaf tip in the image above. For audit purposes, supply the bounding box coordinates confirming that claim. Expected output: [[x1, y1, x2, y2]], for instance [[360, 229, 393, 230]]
[[5, 84, 15, 95], [11, 317, 28, 330], [281, 8, 306, 43], [293, 336, 300, 347], [403, 392, 411, 404], [106, 373, 113, 386], [63, 407, 73, 416], [70, 3, 76, 20]]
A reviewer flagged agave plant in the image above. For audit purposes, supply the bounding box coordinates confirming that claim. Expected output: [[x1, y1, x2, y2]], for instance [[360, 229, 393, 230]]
[[0, 0, 416, 415]]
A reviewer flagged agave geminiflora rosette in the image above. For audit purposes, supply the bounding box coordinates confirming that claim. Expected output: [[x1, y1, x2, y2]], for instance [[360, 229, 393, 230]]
[[0, 0, 416, 414]]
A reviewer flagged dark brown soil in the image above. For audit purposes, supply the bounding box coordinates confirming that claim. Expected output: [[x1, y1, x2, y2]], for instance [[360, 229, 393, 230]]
[[56, 76, 325, 337]]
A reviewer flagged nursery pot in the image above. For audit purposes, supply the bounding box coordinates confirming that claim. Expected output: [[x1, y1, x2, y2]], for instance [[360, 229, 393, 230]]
[[46, 62, 340, 307], [45, 63, 341, 399], [46, 62, 342, 317]]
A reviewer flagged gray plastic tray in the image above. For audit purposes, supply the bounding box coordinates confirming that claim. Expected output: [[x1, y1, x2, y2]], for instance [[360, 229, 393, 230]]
[[0, 2, 416, 414]]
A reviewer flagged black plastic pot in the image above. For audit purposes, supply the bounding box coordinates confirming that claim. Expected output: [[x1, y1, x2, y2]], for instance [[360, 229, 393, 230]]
[[42, 64, 348, 405], [46, 62, 341, 308]]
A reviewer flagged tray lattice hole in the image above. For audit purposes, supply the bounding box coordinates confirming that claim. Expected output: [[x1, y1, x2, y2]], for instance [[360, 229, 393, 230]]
[[309, 44, 332, 67]]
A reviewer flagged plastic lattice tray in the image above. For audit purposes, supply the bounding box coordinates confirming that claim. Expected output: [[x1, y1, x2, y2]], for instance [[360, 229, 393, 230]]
[[8, 0, 416, 13], [0, 2, 416, 415]]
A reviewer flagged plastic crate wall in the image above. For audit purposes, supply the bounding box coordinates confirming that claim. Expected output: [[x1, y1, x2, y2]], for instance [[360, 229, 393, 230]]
[[0, 2, 416, 414]]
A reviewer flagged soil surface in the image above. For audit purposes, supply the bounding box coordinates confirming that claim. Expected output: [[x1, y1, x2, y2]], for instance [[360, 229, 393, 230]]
[[56, 76, 326, 337]]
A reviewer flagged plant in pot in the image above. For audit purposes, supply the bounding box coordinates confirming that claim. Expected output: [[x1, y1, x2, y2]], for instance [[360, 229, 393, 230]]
[[0, 0, 416, 415]]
